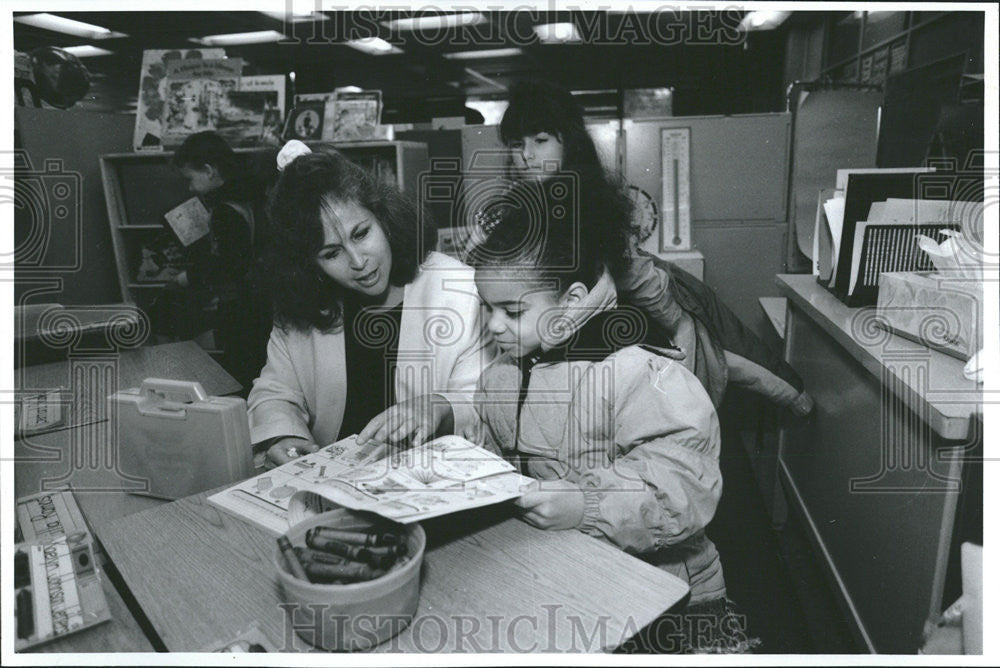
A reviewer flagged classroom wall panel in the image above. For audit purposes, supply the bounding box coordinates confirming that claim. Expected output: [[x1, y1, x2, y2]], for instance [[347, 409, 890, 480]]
[[624, 113, 790, 223], [693, 222, 788, 340], [14, 107, 133, 306], [622, 113, 792, 341]]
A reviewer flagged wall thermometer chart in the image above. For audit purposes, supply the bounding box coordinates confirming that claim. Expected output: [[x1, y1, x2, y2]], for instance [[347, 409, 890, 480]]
[[660, 128, 691, 251]]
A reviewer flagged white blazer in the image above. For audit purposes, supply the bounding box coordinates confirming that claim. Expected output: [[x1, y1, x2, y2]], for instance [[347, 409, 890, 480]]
[[248, 252, 495, 447]]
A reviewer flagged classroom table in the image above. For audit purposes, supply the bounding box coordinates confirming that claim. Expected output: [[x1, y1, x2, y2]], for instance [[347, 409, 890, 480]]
[[16, 340, 242, 433], [100, 492, 691, 653], [14, 340, 242, 653]]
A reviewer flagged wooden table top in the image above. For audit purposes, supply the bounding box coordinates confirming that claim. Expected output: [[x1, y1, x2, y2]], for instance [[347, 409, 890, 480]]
[[100, 493, 690, 653], [16, 340, 242, 433]]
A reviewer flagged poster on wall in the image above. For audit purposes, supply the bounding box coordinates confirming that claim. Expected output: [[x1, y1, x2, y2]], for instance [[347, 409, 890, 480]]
[[133, 48, 226, 152], [160, 58, 244, 147]]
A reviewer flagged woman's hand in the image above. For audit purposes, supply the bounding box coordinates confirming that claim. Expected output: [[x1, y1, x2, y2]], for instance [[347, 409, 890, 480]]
[[356, 394, 454, 453], [514, 479, 585, 530], [265, 436, 318, 468]]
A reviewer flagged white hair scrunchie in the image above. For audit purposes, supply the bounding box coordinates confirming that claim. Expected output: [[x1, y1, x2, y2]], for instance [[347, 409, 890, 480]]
[[277, 139, 313, 172]]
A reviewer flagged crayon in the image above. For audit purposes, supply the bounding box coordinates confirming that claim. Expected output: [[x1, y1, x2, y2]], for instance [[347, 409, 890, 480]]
[[297, 544, 396, 571], [311, 526, 400, 547], [303, 561, 384, 583], [306, 529, 371, 560], [301, 545, 397, 571], [304, 533, 397, 570], [366, 543, 408, 558], [277, 536, 309, 581], [295, 546, 350, 566]]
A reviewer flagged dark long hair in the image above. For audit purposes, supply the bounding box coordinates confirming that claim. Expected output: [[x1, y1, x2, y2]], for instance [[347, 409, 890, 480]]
[[499, 80, 605, 183], [264, 146, 437, 332], [496, 80, 636, 269], [468, 178, 631, 292]]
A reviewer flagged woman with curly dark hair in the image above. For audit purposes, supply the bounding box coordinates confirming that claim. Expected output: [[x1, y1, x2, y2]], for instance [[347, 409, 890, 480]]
[[248, 142, 495, 467]]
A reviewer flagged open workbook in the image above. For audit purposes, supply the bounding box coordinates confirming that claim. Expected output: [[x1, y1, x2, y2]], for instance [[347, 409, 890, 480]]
[[209, 435, 534, 535]]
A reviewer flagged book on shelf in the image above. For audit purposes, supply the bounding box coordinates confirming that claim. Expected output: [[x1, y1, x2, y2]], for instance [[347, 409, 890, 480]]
[[283, 100, 325, 141], [331, 91, 382, 141], [208, 434, 534, 536], [240, 74, 286, 144]]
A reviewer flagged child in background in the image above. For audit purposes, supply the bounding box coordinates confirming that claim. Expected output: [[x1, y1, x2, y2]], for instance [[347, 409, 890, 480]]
[[468, 179, 743, 652], [159, 131, 264, 385], [487, 80, 811, 414]]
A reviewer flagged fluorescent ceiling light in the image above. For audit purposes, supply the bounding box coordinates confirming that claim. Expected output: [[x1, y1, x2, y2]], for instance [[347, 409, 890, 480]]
[[14, 13, 127, 39], [345, 37, 402, 55], [738, 11, 790, 31], [260, 11, 328, 23], [336, 85, 363, 92], [190, 30, 287, 46], [443, 48, 523, 60], [533, 22, 582, 43], [62, 45, 114, 58], [383, 13, 486, 31]]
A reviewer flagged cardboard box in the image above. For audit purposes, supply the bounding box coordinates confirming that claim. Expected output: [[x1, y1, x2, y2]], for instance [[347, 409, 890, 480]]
[[876, 272, 983, 360]]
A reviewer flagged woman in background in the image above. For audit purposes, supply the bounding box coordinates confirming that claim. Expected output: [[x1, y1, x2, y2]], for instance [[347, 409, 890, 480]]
[[483, 80, 811, 414]]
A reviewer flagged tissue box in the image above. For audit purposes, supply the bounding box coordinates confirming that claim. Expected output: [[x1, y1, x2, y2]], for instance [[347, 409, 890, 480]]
[[876, 272, 983, 360]]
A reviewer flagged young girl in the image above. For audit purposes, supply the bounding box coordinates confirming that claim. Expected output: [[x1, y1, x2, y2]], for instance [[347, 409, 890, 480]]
[[467, 178, 729, 636], [488, 80, 811, 414], [249, 142, 494, 466]]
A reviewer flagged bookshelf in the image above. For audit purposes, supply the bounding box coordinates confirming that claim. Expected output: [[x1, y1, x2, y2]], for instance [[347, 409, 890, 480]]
[[99, 141, 429, 305]]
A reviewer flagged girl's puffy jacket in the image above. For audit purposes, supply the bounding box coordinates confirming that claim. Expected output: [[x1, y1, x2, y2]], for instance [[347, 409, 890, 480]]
[[472, 273, 727, 605]]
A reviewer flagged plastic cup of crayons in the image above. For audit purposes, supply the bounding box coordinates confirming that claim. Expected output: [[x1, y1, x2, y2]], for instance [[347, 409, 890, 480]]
[[273, 508, 425, 651]]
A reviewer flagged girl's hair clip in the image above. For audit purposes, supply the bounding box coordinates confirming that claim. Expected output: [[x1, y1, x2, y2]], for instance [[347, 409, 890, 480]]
[[277, 140, 312, 172]]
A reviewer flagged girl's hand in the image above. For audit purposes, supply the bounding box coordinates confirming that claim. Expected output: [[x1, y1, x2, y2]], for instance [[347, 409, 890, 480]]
[[265, 437, 318, 468], [514, 479, 585, 530], [356, 394, 454, 453]]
